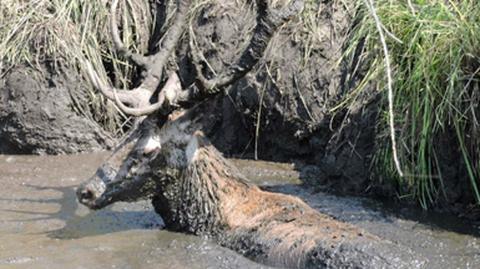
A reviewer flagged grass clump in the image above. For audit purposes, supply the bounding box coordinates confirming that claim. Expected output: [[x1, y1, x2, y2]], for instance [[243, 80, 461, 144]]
[[344, 0, 480, 208]]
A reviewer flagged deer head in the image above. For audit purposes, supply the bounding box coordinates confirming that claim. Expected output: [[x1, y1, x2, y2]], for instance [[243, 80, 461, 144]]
[[76, 0, 304, 210]]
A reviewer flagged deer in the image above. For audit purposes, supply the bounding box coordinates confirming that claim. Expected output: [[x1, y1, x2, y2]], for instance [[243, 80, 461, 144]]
[[76, 0, 425, 268]]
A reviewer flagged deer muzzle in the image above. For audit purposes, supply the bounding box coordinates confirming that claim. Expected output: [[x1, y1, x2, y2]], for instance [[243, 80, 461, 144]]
[[76, 176, 108, 209]]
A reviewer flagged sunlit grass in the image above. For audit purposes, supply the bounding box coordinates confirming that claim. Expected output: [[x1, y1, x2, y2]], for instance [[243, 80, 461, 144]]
[[343, 0, 480, 208]]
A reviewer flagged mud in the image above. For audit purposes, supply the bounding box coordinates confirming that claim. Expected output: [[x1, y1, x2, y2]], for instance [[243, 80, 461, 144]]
[[0, 66, 114, 155], [1, 153, 479, 268], [243, 160, 480, 269], [188, 0, 354, 162]]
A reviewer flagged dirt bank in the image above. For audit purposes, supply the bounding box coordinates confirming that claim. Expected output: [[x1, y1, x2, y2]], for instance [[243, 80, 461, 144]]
[[188, 1, 381, 198], [186, 0, 478, 215], [0, 65, 114, 154]]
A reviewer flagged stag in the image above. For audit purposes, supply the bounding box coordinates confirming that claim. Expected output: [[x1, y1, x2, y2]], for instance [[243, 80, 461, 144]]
[[77, 0, 424, 268]]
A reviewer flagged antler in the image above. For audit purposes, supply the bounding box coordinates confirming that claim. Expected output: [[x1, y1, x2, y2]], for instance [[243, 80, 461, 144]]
[[85, 0, 304, 116], [85, 0, 193, 116], [188, 0, 304, 96]]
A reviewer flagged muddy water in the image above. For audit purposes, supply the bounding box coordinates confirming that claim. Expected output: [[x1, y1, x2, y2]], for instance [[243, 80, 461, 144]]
[[0, 153, 479, 269], [0, 153, 274, 269], [236, 159, 480, 269]]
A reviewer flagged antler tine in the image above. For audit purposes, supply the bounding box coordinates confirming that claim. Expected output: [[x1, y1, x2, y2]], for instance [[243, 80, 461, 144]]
[[84, 60, 139, 105], [107, 0, 193, 116], [136, 0, 193, 93], [88, 57, 167, 117], [110, 0, 150, 67], [190, 0, 304, 94], [111, 72, 183, 117]]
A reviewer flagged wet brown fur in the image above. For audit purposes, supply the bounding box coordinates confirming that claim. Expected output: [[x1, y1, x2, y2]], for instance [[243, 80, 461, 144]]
[[81, 104, 421, 268], [149, 109, 410, 268], [180, 135, 379, 268]]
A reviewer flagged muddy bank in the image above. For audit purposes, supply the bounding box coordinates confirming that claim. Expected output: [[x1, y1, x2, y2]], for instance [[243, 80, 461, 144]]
[[1, 0, 357, 164], [1, 153, 479, 269], [192, 0, 357, 162], [173, 0, 383, 203], [0, 65, 114, 154], [185, 0, 477, 214]]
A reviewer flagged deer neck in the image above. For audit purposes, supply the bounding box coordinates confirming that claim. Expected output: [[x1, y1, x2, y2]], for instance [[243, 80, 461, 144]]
[[152, 135, 254, 236]]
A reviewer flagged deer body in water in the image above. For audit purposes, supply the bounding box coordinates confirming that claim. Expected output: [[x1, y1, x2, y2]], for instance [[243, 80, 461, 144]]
[[77, 0, 424, 268], [78, 105, 423, 269]]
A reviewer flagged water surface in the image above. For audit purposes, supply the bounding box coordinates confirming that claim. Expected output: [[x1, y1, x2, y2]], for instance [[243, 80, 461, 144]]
[[0, 153, 479, 268], [0, 153, 273, 269]]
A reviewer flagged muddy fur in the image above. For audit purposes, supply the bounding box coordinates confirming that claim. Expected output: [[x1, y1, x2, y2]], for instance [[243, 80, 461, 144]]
[[138, 104, 423, 268], [149, 121, 424, 268]]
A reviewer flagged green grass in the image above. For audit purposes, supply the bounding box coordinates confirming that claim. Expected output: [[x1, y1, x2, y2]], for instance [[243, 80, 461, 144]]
[[343, 0, 480, 208]]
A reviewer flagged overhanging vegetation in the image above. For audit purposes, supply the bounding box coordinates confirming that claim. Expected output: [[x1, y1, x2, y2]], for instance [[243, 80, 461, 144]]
[[343, 0, 480, 208]]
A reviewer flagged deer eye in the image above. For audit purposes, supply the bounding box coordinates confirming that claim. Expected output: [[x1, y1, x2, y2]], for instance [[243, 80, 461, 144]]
[[142, 149, 156, 158]]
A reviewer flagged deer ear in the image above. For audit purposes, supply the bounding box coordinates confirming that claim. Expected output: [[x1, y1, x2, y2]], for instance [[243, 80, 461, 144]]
[[143, 134, 161, 154]]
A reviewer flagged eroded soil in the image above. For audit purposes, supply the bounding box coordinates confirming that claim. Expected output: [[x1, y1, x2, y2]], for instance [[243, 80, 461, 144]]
[[0, 153, 479, 268]]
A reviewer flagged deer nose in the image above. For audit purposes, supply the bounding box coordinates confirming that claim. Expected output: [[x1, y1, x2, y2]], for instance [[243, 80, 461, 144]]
[[80, 189, 94, 200], [76, 186, 96, 203]]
